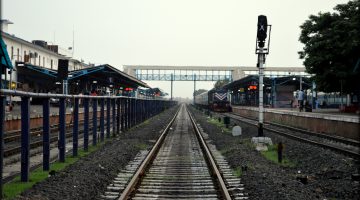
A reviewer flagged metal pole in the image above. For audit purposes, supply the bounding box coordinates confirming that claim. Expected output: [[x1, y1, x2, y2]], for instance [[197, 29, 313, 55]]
[[171, 73, 173, 100], [117, 98, 121, 134], [0, 67, 5, 197], [59, 98, 66, 162], [112, 99, 116, 137], [258, 48, 264, 137], [9, 69, 12, 106], [193, 74, 196, 104], [100, 98, 105, 142], [63, 79, 68, 94], [83, 98, 89, 151], [92, 99, 98, 146], [106, 98, 111, 139], [43, 98, 50, 170], [21, 97, 30, 181], [73, 98, 79, 156]]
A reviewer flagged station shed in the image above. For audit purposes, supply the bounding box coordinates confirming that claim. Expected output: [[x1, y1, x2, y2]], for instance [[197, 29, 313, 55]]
[[14, 62, 150, 98], [66, 64, 150, 96], [224, 75, 311, 108]]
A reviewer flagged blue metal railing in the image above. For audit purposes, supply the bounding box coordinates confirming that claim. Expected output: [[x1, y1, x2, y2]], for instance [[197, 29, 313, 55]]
[[0, 89, 176, 197]]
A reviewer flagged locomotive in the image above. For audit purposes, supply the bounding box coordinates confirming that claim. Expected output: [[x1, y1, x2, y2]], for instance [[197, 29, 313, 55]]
[[194, 88, 231, 112]]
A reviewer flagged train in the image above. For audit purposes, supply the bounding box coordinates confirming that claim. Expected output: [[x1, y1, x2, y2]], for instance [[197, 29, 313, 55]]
[[194, 88, 231, 112]]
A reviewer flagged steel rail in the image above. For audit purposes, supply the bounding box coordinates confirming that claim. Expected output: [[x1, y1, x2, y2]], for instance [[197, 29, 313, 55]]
[[226, 112, 360, 147], [187, 107, 232, 200], [118, 105, 181, 200], [219, 112, 360, 158], [4, 123, 101, 157]]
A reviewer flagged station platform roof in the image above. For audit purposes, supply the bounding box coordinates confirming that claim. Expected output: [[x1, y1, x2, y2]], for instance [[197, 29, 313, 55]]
[[16, 63, 150, 90], [68, 64, 150, 88], [1, 36, 13, 69], [224, 75, 312, 91], [223, 75, 271, 90]]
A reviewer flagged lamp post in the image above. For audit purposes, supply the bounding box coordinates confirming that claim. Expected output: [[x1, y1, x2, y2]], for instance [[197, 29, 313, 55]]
[[255, 15, 271, 137]]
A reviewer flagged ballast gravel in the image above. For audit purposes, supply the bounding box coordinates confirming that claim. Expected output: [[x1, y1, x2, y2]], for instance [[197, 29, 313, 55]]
[[189, 106, 359, 200], [14, 105, 179, 200]]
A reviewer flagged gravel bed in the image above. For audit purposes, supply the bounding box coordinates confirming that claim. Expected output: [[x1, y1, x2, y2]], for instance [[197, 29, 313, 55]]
[[189, 106, 359, 200], [13, 105, 179, 200]]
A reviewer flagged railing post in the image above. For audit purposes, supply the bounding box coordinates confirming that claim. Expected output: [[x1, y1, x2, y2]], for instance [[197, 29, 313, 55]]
[[127, 98, 131, 129], [135, 99, 139, 125], [42, 98, 50, 171], [92, 99, 98, 146], [59, 98, 66, 162], [112, 98, 116, 137], [21, 97, 30, 182], [130, 99, 134, 127], [100, 98, 105, 142], [73, 98, 79, 157], [84, 98, 89, 151], [124, 98, 128, 130], [106, 98, 111, 139], [0, 94, 5, 196], [120, 98, 124, 132], [133, 99, 136, 126], [145, 100, 148, 119], [142, 100, 146, 122], [117, 98, 121, 134]]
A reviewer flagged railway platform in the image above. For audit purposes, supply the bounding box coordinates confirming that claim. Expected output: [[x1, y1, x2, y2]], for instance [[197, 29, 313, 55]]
[[232, 106, 360, 141]]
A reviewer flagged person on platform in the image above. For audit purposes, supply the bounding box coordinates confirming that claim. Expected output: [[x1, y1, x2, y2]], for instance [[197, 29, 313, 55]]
[[297, 90, 304, 112]]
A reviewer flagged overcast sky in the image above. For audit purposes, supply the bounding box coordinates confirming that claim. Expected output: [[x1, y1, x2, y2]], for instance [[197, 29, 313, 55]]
[[2, 0, 349, 98]]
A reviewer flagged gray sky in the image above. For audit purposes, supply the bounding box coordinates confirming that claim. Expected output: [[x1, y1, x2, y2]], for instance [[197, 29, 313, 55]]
[[2, 0, 349, 98]]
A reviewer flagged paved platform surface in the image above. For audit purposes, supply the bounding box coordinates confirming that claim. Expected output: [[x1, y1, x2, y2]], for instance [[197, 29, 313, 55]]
[[232, 106, 359, 123]]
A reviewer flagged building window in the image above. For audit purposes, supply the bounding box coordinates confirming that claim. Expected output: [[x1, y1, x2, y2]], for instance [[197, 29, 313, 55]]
[[43, 57, 45, 67], [24, 51, 26, 62], [17, 48, 19, 61], [51, 59, 53, 69], [11, 46, 13, 60], [39, 56, 41, 66]]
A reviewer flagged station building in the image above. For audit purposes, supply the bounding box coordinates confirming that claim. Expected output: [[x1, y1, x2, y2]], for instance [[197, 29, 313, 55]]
[[1, 20, 150, 100], [224, 75, 313, 108]]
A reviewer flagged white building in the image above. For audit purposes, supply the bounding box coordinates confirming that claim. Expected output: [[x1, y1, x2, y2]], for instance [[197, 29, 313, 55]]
[[1, 19, 89, 90]]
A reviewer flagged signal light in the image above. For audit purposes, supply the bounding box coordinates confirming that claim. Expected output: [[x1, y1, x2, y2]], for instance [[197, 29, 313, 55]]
[[257, 15, 268, 47]]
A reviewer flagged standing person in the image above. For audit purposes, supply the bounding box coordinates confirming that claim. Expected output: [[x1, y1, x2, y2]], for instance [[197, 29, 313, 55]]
[[297, 90, 304, 112], [277, 142, 284, 163]]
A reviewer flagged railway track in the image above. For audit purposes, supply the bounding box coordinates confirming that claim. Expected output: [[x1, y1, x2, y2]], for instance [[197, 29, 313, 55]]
[[4, 119, 103, 158], [102, 104, 246, 199], [219, 112, 360, 158]]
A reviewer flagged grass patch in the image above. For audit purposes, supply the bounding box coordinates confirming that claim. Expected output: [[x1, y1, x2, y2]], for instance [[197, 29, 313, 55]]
[[207, 118, 231, 134], [233, 167, 242, 177], [260, 145, 296, 167], [142, 119, 150, 125], [135, 143, 148, 150], [3, 143, 101, 199]]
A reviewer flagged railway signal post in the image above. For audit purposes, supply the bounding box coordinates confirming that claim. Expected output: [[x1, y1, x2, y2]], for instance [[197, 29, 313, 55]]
[[255, 15, 271, 137]]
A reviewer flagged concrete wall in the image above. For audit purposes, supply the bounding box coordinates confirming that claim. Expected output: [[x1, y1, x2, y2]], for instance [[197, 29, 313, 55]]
[[232, 107, 360, 141]]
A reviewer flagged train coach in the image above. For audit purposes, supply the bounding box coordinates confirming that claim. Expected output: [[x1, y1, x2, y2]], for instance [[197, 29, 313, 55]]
[[195, 88, 231, 112]]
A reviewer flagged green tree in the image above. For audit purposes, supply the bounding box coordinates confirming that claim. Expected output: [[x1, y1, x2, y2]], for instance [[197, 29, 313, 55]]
[[214, 79, 230, 89], [298, 0, 360, 93]]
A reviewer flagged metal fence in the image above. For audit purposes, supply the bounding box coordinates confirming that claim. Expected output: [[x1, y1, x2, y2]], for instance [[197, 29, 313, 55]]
[[0, 89, 177, 197]]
